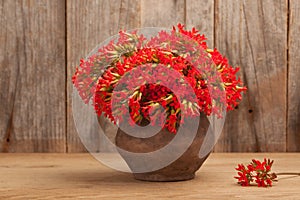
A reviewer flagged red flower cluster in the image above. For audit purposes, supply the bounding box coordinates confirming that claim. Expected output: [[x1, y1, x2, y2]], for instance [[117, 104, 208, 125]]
[[235, 158, 277, 187], [72, 24, 246, 133]]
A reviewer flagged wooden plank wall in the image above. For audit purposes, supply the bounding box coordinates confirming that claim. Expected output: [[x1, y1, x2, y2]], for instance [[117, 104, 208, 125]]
[[214, 0, 287, 152], [0, 0, 299, 152], [288, 0, 300, 152], [0, 0, 66, 152]]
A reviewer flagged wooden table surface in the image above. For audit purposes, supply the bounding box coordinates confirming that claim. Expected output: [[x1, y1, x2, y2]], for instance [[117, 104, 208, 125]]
[[0, 153, 299, 200]]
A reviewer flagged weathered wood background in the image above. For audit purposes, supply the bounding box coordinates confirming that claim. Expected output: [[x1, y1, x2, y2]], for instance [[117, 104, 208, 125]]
[[0, 0, 299, 152]]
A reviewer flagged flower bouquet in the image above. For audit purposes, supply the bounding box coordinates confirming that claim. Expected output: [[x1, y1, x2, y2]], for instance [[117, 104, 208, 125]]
[[72, 24, 246, 181]]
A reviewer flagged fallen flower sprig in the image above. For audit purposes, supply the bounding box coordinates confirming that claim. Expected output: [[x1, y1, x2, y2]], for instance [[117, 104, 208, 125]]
[[235, 158, 300, 187], [235, 158, 277, 187]]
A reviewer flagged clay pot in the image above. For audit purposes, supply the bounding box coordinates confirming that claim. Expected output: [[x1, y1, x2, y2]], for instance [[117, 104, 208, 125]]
[[115, 113, 210, 181]]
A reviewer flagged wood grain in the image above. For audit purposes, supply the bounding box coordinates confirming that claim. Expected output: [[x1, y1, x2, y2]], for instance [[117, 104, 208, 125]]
[[186, 0, 214, 47], [141, 0, 185, 27], [0, 0, 66, 152], [287, 0, 300, 152], [67, 0, 141, 152], [0, 153, 299, 199], [0, 0, 299, 153], [214, 0, 288, 152]]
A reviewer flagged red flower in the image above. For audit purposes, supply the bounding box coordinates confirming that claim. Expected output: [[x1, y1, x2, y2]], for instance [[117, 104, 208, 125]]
[[73, 24, 246, 134], [235, 158, 277, 187]]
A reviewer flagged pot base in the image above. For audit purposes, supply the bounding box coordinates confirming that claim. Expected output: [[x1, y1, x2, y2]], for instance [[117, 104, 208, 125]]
[[133, 173, 195, 182], [115, 113, 211, 182]]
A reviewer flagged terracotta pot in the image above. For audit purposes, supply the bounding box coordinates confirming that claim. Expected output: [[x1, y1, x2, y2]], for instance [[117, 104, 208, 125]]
[[115, 113, 210, 181]]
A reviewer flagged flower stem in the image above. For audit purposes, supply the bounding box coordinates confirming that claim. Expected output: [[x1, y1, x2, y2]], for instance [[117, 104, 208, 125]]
[[276, 172, 300, 176]]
